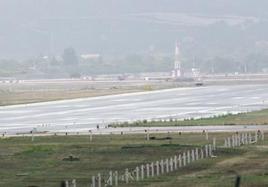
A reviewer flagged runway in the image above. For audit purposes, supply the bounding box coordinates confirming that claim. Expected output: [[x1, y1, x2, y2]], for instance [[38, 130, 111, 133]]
[[1, 84, 268, 134]]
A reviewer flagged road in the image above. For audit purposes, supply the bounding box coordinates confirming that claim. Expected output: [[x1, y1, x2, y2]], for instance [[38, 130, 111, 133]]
[[1, 84, 268, 134], [5, 125, 268, 137]]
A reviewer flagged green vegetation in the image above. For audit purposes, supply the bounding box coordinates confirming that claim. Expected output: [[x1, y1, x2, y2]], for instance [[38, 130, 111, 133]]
[[112, 109, 268, 127], [0, 132, 268, 187], [0, 52, 173, 78]]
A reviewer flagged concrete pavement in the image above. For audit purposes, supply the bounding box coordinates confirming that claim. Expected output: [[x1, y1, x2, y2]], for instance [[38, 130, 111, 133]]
[[1, 84, 268, 134]]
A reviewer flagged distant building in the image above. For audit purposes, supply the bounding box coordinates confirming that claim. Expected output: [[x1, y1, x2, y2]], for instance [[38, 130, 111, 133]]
[[80, 54, 101, 62], [192, 68, 200, 78]]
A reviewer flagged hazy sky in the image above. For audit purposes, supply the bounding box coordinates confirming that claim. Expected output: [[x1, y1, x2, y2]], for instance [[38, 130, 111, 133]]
[[0, 0, 268, 58]]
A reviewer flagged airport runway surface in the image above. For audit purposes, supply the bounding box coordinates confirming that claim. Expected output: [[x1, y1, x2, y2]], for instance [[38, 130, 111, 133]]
[[1, 84, 268, 134]]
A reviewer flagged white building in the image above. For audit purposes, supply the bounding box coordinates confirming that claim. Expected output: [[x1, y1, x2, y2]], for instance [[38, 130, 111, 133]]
[[80, 54, 101, 62]]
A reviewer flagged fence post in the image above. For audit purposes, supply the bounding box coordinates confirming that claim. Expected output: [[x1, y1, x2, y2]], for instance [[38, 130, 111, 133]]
[[165, 159, 169, 173], [72, 179, 76, 187], [170, 158, 174, 172], [191, 149, 195, 162], [178, 154, 182, 168], [234, 135, 238, 147], [234, 134, 237, 146], [65, 181, 69, 187], [234, 134, 237, 147], [232, 135, 235, 148], [213, 137, 216, 150], [195, 148, 199, 160], [160, 160, 164, 174], [205, 145, 208, 158], [241, 133, 245, 144], [151, 162, 154, 177], [228, 137, 231, 147], [255, 131, 258, 143], [245, 133, 248, 144], [146, 164, 150, 178], [183, 152, 187, 166], [187, 150, 191, 164], [206, 131, 209, 140], [174, 155, 178, 170], [156, 161, 160, 176], [209, 144, 212, 156], [200, 148, 204, 159], [249, 133, 252, 144], [245, 133, 248, 145], [108, 171, 113, 186], [97, 173, 101, 187], [92, 176, 96, 187], [238, 134, 241, 146], [140, 165, 144, 180], [31, 130, 35, 142], [146, 132, 150, 141], [136, 167, 140, 181], [235, 175, 241, 187], [125, 169, 129, 184], [114, 171, 118, 186]]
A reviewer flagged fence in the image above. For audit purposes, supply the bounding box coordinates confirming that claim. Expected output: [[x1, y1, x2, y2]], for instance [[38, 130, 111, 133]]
[[224, 131, 264, 148], [64, 130, 265, 187]]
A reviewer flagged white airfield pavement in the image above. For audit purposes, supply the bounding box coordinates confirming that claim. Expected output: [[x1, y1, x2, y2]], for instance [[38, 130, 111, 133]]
[[1, 84, 268, 134]]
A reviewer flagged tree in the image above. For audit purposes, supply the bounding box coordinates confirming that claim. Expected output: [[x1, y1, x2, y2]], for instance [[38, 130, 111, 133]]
[[62, 47, 78, 66], [62, 47, 80, 77]]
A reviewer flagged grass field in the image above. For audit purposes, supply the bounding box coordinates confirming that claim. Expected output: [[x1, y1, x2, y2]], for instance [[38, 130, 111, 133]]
[[111, 109, 268, 128], [0, 132, 267, 187], [0, 88, 140, 106], [0, 80, 183, 106]]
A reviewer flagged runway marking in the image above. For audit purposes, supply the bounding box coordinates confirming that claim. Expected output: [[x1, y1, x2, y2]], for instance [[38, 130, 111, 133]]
[[251, 97, 260, 99], [232, 97, 245, 100]]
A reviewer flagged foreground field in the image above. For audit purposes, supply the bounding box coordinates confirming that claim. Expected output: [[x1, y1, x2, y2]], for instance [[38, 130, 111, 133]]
[[112, 109, 268, 128], [0, 132, 267, 187]]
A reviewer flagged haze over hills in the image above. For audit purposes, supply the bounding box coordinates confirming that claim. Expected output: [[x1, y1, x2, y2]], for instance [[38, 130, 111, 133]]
[[1, 0, 268, 77]]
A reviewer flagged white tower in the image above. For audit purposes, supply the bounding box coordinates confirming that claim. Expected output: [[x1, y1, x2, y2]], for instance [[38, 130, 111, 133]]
[[172, 42, 182, 78]]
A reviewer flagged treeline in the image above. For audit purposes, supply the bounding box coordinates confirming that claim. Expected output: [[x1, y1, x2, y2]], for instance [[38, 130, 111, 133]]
[[1, 48, 268, 79]]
